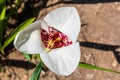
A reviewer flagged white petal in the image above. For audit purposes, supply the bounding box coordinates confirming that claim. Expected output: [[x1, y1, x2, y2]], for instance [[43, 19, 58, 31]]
[[40, 42, 80, 75], [14, 20, 46, 54], [44, 7, 81, 42], [19, 30, 44, 54]]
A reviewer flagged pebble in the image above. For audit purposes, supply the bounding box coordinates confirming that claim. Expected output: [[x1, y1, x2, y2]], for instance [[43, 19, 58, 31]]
[[86, 73, 94, 79], [24, 73, 29, 79], [84, 53, 92, 61], [41, 70, 46, 77], [117, 6, 120, 11], [112, 60, 118, 67], [115, 48, 120, 52], [114, 2, 119, 5]]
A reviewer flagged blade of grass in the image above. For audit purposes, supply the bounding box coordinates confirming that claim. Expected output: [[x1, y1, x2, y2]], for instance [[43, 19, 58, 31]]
[[0, 0, 6, 13], [2, 17, 35, 51], [0, 0, 6, 19], [78, 62, 120, 74], [30, 61, 44, 80], [0, 0, 6, 50]]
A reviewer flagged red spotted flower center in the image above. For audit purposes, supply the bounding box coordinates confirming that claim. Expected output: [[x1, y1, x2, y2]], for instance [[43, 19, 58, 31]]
[[41, 26, 72, 52]]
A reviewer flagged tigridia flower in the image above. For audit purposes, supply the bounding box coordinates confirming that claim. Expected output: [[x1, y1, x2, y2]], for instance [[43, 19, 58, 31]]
[[14, 7, 81, 75]]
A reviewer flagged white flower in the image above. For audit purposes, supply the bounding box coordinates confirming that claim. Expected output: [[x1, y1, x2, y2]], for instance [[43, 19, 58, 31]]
[[14, 7, 81, 76]]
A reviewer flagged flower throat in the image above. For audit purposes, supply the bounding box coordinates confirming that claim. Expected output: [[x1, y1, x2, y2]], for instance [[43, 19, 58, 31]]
[[41, 26, 72, 52]]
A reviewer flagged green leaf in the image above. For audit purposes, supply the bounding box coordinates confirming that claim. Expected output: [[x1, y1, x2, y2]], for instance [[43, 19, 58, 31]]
[[78, 62, 120, 74], [2, 17, 35, 50], [0, 1, 6, 20], [0, 0, 6, 15], [30, 61, 44, 80], [0, 0, 6, 50], [23, 52, 32, 60]]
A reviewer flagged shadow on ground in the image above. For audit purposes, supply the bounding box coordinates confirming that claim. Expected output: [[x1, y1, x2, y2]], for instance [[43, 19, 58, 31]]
[[45, 0, 120, 8], [80, 41, 120, 63], [63, 0, 120, 4], [0, 59, 36, 69]]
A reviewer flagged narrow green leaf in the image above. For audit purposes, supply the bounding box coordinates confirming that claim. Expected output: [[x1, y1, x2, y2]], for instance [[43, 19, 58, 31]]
[[30, 61, 44, 80], [78, 62, 120, 74], [0, 5, 6, 20], [23, 52, 32, 60], [0, 0, 6, 15], [0, 0, 6, 49], [2, 17, 35, 50]]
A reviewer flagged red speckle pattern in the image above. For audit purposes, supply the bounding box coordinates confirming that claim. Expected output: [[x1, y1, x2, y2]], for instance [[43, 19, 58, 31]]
[[41, 26, 72, 50]]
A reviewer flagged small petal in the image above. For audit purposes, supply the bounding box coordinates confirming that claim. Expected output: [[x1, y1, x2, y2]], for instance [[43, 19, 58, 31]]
[[40, 42, 80, 75], [44, 7, 81, 42], [14, 20, 46, 54]]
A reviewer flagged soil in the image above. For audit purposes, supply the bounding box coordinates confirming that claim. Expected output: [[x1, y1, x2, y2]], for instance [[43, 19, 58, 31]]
[[0, 0, 120, 80]]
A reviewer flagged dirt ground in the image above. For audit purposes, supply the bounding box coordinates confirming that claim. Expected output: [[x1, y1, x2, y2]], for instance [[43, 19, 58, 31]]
[[0, 0, 120, 80]]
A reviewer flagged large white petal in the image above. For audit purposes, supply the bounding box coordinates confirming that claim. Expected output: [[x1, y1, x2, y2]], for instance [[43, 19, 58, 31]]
[[44, 7, 81, 42], [40, 42, 80, 75], [14, 20, 46, 54]]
